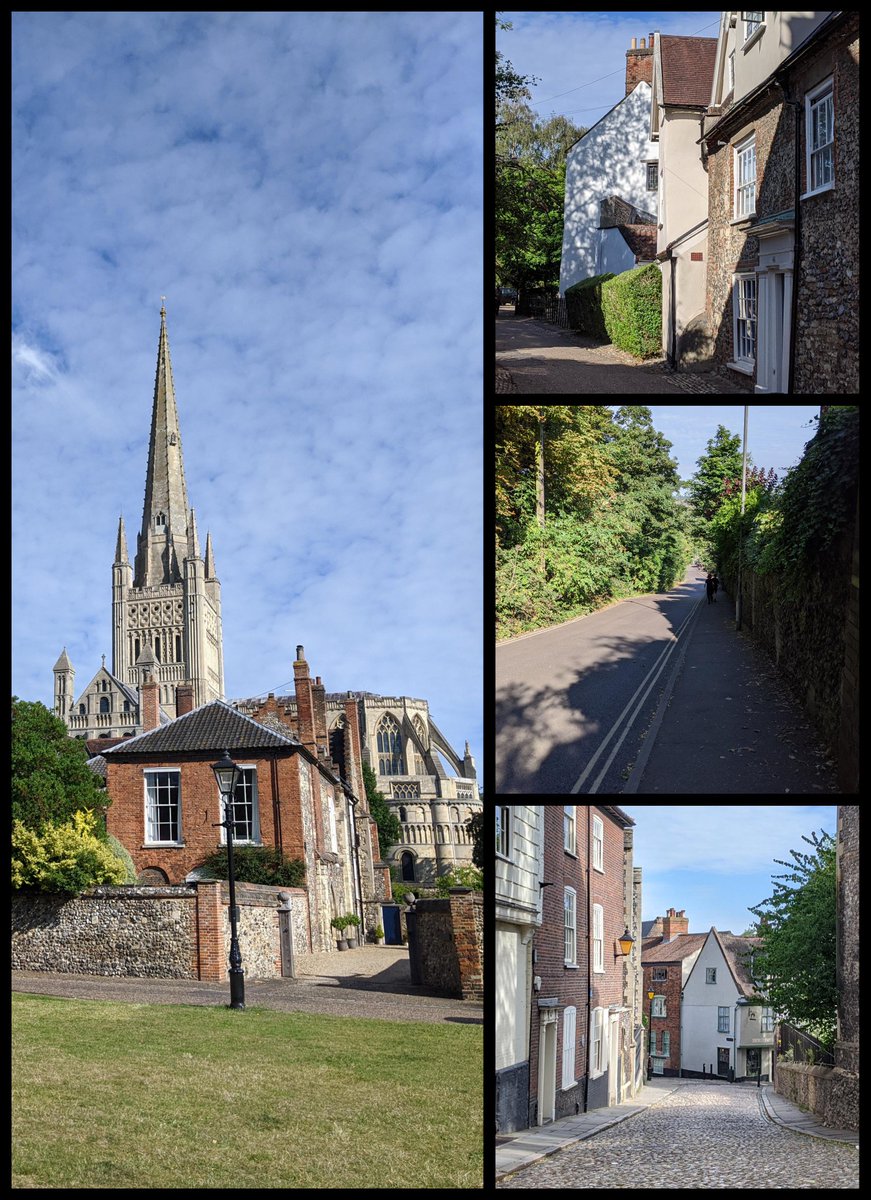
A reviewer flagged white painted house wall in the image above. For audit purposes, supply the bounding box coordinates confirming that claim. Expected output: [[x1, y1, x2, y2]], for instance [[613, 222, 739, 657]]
[[560, 82, 658, 295], [496, 806, 543, 1074], [680, 931, 739, 1076]]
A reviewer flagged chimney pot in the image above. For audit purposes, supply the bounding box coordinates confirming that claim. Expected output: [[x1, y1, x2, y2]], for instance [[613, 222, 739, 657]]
[[631, 37, 637, 49], [640, 37, 645, 49]]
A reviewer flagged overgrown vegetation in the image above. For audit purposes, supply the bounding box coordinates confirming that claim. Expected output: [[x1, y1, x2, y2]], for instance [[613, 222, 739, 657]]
[[707, 407, 859, 599], [496, 406, 692, 639], [747, 829, 836, 1048]]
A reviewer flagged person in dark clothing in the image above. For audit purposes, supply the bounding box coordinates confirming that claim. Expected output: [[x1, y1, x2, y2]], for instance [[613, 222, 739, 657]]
[[705, 573, 715, 604], [712, 573, 719, 602]]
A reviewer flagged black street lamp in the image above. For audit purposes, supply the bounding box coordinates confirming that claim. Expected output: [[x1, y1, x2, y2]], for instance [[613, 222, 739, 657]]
[[212, 749, 245, 1010]]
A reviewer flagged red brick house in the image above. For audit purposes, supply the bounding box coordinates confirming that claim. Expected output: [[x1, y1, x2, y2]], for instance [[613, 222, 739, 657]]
[[99, 681, 388, 952], [528, 806, 640, 1127], [641, 908, 706, 1076]]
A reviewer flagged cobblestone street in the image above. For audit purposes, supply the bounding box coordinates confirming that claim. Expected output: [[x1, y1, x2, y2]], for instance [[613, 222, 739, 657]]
[[497, 1081, 859, 1189]]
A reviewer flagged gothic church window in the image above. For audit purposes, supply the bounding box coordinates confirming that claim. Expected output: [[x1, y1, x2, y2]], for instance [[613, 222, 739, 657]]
[[376, 714, 405, 775], [99, 697, 110, 714], [400, 851, 415, 882]]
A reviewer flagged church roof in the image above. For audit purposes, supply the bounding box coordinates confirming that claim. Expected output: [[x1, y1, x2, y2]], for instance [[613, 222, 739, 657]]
[[100, 698, 304, 756]]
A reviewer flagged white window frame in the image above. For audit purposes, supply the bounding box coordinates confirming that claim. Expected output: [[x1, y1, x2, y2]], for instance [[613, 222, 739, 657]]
[[728, 50, 735, 94], [592, 902, 604, 973], [590, 1006, 607, 1078], [733, 133, 756, 219], [731, 273, 757, 372], [562, 1006, 577, 1089], [718, 1006, 730, 1033], [218, 765, 261, 846], [803, 76, 834, 198], [564, 887, 577, 966], [652, 995, 666, 1018], [496, 806, 510, 859], [564, 806, 576, 855], [742, 12, 765, 48], [144, 768, 182, 845], [592, 813, 604, 872], [706, 967, 718, 984]]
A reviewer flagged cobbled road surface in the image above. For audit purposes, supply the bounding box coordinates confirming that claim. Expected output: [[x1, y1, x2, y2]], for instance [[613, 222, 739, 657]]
[[497, 1081, 859, 1189]]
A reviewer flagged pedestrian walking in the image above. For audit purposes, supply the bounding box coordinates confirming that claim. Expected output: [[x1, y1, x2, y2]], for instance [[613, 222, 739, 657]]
[[705, 572, 715, 604], [712, 573, 720, 602]]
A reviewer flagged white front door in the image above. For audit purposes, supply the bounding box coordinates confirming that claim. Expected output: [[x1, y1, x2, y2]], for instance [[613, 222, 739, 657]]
[[755, 227, 795, 394], [538, 1012, 558, 1124]]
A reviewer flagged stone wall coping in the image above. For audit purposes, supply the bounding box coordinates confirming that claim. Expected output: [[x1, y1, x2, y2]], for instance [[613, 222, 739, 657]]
[[85, 886, 196, 899], [777, 1061, 836, 1078]]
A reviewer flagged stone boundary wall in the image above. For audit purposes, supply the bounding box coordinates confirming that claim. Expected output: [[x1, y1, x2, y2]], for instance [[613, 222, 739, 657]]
[[774, 1061, 859, 1133], [12, 882, 309, 982], [408, 889, 483, 1000]]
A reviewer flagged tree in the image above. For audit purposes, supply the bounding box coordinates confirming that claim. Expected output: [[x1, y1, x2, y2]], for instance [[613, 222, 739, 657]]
[[686, 424, 746, 523], [362, 762, 403, 852], [465, 811, 483, 868], [12, 810, 128, 893], [12, 698, 109, 831], [747, 829, 836, 1047]]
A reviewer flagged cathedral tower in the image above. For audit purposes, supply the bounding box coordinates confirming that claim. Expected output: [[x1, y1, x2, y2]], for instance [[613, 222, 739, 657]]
[[113, 304, 224, 716]]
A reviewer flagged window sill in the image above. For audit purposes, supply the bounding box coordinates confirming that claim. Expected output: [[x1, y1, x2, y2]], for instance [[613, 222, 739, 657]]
[[800, 182, 835, 201], [727, 360, 754, 376]]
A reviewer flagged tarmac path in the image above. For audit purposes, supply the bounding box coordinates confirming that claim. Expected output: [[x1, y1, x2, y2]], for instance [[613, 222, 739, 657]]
[[12, 946, 483, 1026], [496, 566, 838, 795], [495, 310, 749, 395]]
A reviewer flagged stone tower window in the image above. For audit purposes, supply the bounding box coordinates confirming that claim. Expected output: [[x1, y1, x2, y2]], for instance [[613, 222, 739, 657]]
[[99, 697, 110, 713]]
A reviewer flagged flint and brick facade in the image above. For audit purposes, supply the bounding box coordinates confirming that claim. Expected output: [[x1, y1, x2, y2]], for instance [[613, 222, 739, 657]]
[[702, 11, 859, 394]]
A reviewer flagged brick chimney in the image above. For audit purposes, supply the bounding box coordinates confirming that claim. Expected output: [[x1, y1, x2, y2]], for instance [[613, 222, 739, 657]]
[[175, 682, 194, 717], [661, 907, 689, 941], [626, 32, 655, 95], [312, 675, 328, 760], [140, 674, 160, 731], [293, 645, 317, 754]]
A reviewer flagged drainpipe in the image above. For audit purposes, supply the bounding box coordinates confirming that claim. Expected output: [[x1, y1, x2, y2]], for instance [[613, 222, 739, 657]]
[[777, 82, 802, 394]]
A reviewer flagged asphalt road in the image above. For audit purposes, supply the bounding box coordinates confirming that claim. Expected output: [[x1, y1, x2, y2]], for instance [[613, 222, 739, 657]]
[[496, 568, 705, 793], [496, 566, 839, 795]]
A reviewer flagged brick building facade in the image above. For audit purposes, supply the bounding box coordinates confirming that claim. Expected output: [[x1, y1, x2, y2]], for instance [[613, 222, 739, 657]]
[[642, 909, 705, 1077], [98, 692, 389, 953], [526, 806, 640, 1128]]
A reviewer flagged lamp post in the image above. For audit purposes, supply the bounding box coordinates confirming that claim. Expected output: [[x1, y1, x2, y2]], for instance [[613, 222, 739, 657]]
[[212, 749, 245, 1010]]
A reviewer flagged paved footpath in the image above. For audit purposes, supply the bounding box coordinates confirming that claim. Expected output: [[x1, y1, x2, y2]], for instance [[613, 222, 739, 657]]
[[12, 946, 483, 1026], [495, 312, 750, 395], [496, 1079, 858, 1189]]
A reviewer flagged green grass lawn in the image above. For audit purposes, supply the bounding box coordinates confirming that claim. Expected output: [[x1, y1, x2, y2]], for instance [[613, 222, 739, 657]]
[[12, 994, 482, 1188]]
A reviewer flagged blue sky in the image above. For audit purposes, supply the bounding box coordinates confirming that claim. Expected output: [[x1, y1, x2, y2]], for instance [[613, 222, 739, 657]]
[[12, 13, 483, 780], [621, 805, 837, 933], [497, 11, 721, 127], [634, 405, 823, 491]]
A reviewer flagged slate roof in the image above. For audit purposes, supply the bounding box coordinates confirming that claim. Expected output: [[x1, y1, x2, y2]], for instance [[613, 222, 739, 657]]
[[659, 35, 718, 107], [100, 699, 303, 756]]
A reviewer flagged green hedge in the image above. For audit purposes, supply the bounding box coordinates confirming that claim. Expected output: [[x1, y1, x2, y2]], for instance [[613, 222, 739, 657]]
[[602, 262, 662, 358], [564, 272, 615, 337]]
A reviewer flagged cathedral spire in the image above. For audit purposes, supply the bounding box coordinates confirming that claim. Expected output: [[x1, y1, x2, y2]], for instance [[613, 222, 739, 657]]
[[115, 515, 129, 564], [134, 305, 191, 587]]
